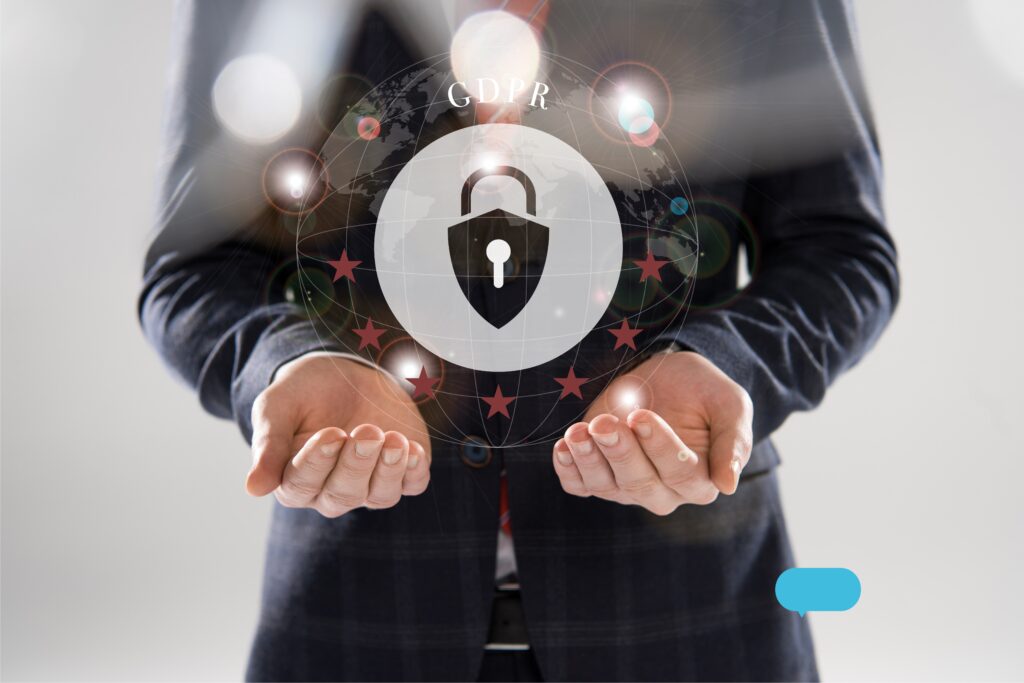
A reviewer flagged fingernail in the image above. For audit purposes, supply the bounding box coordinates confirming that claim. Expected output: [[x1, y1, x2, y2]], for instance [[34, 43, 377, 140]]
[[570, 438, 592, 455], [731, 457, 742, 475], [556, 449, 573, 466], [320, 441, 343, 457], [633, 421, 652, 438], [592, 431, 619, 447], [408, 454, 420, 469], [678, 450, 696, 464], [355, 439, 382, 457], [382, 448, 403, 465]]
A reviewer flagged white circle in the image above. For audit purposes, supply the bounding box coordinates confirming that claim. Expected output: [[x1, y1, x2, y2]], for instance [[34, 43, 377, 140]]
[[486, 238, 512, 262], [450, 11, 540, 103], [375, 124, 622, 372], [212, 54, 301, 143]]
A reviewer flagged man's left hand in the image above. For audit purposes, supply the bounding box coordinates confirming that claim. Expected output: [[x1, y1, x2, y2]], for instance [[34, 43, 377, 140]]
[[551, 351, 754, 515]]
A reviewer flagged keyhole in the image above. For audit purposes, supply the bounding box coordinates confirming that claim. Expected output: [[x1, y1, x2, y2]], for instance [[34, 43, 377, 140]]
[[486, 239, 512, 288]]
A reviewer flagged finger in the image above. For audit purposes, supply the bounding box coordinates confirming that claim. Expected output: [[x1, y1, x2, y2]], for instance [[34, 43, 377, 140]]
[[564, 422, 621, 499], [626, 409, 717, 503], [588, 414, 681, 516], [708, 394, 754, 495], [402, 440, 430, 496], [275, 427, 346, 507], [366, 431, 409, 509], [552, 438, 588, 497], [247, 389, 299, 496], [316, 424, 383, 517]]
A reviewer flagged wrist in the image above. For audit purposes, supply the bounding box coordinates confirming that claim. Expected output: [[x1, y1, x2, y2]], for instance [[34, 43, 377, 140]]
[[616, 340, 683, 376], [273, 350, 379, 384], [275, 351, 412, 398]]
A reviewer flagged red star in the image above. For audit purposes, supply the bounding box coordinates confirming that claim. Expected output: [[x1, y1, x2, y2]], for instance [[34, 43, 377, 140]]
[[405, 367, 440, 399], [633, 249, 668, 282], [352, 318, 385, 350], [608, 319, 643, 350], [327, 249, 361, 282], [482, 386, 516, 418], [554, 367, 589, 400]]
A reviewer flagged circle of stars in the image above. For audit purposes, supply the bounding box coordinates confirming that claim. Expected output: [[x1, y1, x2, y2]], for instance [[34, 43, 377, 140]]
[[328, 233, 662, 415]]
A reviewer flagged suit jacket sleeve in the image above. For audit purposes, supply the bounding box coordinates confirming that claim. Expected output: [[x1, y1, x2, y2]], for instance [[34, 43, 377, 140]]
[[138, 0, 360, 442], [658, 0, 900, 441]]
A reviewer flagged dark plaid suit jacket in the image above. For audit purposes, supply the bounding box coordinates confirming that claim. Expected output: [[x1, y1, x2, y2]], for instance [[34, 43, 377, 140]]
[[140, 1, 898, 680]]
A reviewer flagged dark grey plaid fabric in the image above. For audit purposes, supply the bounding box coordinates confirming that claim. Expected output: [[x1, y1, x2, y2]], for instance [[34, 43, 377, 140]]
[[140, 1, 897, 680], [247, 464, 813, 681]]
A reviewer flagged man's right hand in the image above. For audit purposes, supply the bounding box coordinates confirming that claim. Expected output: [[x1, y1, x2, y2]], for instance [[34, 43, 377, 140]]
[[245, 354, 431, 518]]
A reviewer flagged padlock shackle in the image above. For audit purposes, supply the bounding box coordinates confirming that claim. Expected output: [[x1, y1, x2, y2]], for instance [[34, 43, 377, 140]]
[[461, 166, 536, 216]]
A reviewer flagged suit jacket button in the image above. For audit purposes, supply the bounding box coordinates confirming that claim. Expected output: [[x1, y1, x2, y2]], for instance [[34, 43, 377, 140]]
[[460, 436, 492, 468]]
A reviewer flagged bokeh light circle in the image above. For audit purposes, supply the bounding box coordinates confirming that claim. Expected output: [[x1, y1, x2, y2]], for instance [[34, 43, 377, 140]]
[[451, 11, 541, 104], [356, 116, 381, 141], [261, 148, 331, 215], [688, 215, 732, 279], [375, 336, 446, 406], [608, 374, 654, 418], [265, 258, 336, 319], [588, 60, 673, 146], [664, 198, 760, 311], [213, 54, 301, 144], [628, 122, 661, 147], [618, 95, 655, 134]]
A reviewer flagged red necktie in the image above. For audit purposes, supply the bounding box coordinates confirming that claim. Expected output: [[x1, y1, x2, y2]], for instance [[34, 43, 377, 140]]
[[499, 468, 512, 536]]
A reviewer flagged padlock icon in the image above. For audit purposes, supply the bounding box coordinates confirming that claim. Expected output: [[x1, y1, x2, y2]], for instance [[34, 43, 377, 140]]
[[376, 124, 622, 372], [448, 166, 550, 329]]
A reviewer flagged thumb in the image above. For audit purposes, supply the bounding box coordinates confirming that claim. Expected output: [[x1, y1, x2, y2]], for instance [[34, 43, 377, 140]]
[[708, 392, 754, 495], [246, 390, 298, 496]]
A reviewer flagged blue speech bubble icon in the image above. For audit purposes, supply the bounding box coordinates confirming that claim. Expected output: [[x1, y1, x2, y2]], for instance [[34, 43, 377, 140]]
[[775, 568, 861, 617]]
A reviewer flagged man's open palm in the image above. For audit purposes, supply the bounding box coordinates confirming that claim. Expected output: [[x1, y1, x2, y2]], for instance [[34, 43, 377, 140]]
[[553, 351, 753, 515], [247, 354, 431, 517]]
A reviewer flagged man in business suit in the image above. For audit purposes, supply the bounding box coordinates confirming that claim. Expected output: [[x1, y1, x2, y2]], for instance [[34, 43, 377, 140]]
[[140, 0, 898, 680]]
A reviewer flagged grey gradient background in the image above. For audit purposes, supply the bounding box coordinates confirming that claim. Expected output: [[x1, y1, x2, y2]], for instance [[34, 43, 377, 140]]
[[2, 0, 1022, 680]]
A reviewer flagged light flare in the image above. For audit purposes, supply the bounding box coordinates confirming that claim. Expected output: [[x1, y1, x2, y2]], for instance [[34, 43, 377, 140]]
[[212, 54, 301, 143]]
